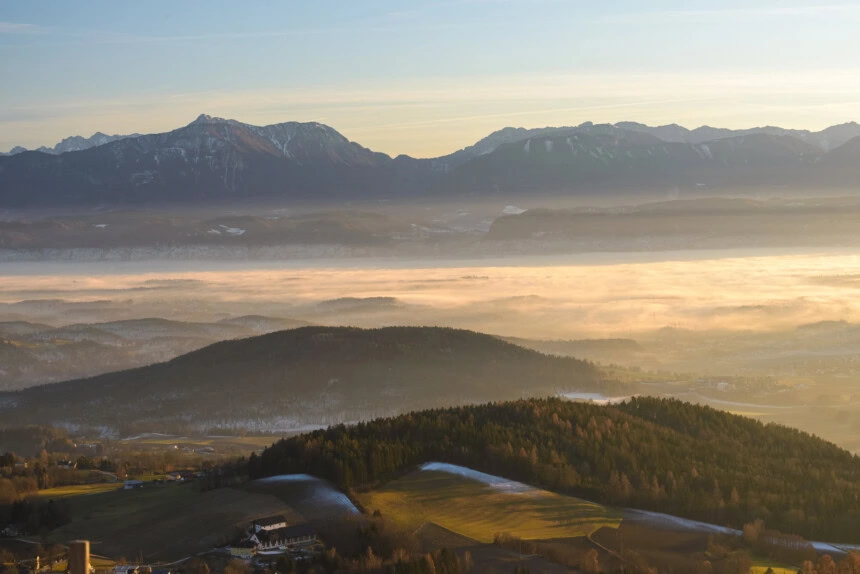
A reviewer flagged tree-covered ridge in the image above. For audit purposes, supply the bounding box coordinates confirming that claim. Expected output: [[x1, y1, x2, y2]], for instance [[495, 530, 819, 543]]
[[249, 397, 860, 544], [0, 327, 609, 434]]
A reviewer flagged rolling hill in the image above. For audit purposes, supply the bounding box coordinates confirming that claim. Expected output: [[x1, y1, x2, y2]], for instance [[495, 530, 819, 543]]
[[0, 326, 612, 435], [251, 396, 860, 543], [0, 316, 309, 389]]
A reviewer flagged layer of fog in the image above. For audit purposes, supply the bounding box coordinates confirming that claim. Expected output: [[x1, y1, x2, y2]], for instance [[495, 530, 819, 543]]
[[4, 248, 860, 452], [3, 249, 860, 338]]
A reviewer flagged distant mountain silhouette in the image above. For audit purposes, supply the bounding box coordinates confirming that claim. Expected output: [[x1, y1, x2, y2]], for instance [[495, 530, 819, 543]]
[[2, 117, 859, 206]]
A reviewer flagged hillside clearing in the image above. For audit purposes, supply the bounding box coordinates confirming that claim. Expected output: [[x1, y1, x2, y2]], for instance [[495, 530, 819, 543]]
[[32, 483, 124, 499], [357, 464, 621, 543]]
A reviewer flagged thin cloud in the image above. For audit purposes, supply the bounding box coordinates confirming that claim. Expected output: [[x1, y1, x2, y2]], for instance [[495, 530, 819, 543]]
[[0, 9, 500, 48], [350, 97, 724, 131], [0, 22, 45, 34], [598, 4, 860, 24]]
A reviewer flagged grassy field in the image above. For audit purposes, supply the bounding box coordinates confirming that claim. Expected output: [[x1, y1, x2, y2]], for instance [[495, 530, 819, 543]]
[[122, 435, 278, 448], [32, 483, 124, 499], [47, 483, 301, 562], [46, 555, 116, 573], [358, 469, 621, 543]]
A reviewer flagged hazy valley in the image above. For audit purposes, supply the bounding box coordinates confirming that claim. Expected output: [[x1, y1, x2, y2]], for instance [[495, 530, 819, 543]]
[[7, 3, 860, 572], [4, 119, 860, 574]]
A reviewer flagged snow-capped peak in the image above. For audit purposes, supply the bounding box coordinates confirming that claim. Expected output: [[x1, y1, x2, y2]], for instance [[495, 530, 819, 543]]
[[190, 113, 230, 125]]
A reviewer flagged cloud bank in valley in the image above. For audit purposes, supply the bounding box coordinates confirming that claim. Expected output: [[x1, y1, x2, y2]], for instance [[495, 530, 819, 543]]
[[2, 251, 860, 338]]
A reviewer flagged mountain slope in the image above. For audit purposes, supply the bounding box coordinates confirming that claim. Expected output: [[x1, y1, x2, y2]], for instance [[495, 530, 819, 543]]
[[434, 127, 825, 195], [616, 120, 860, 150], [0, 326, 611, 434], [251, 396, 860, 543], [0, 115, 400, 206]]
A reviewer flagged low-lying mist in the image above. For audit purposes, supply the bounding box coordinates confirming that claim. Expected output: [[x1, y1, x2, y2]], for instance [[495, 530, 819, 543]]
[[2, 249, 859, 337], [4, 248, 860, 452]]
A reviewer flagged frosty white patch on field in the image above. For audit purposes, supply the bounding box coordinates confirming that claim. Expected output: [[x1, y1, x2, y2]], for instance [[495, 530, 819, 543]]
[[253, 474, 360, 515], [254, 474, 317, 483], [218, 225, 246, 236], [502, 205, 527, 215], [420, 462, 536, 494], [625, 508, 739, 535], [560, 392, 634, 405]]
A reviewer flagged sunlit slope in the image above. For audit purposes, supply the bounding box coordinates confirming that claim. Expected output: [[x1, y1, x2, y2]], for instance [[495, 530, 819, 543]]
[[359, 464, 621, 542]]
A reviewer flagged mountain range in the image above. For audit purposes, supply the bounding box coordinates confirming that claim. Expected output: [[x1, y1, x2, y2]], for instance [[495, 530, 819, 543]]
[[1, 116, 860, 207]]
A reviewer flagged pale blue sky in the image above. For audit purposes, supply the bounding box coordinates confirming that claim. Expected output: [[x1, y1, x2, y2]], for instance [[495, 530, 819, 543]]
[[2, 1, 860, 156]]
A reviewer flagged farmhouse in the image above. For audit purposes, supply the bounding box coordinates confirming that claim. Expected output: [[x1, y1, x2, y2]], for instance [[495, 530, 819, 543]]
[[248, 523, 317, 551], [252, 515, 288, 532], [165, 470, 198, 481]]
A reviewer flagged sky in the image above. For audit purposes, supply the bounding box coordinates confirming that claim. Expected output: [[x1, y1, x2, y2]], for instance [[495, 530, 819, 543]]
[[2, 0, 860, 157]]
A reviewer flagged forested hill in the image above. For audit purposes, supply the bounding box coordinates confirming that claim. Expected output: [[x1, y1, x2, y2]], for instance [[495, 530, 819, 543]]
[[0, 327, 609, 434], [250, 397, 860, 544]]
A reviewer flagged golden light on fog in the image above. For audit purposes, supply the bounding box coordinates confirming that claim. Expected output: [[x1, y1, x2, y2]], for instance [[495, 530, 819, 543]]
[[3, 250, 859, 338]]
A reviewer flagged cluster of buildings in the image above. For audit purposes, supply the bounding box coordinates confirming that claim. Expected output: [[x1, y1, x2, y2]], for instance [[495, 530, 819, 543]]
[[111, 566, 172, 574], [121, 470, 204, 490], [229, 515, 318, 559]]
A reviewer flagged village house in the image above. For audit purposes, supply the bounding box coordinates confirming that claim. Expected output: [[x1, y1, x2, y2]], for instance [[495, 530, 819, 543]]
[[230, 517, 318, 557], [165, 470, 198, 481], [252, 515, 288, 532], [248, 523, 317, 552]]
